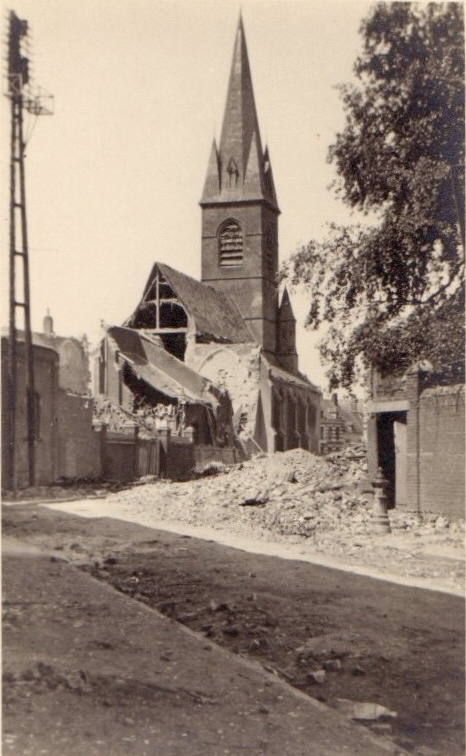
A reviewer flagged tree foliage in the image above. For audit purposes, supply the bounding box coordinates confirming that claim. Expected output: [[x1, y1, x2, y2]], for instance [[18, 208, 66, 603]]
[[283, 2, 464, 389]]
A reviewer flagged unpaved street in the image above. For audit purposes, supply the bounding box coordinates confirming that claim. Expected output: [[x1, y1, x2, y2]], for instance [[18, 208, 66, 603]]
[[3, 503, 464, 756]]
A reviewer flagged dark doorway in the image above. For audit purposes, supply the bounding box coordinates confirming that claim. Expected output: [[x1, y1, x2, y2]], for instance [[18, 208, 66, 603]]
[[376, 411, 407, 509]]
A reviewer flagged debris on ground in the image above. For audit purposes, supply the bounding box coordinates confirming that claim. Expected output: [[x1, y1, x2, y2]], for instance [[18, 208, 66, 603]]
[[335, 700, 398, 721], [104, 447, 465, 546], [106, 448, 375, 539]]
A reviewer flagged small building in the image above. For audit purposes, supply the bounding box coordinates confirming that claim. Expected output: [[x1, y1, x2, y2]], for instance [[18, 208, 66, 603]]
[[319, 394, 364, 455]]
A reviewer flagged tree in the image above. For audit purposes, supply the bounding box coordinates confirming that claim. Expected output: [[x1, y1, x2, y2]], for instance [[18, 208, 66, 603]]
[[283, 2, 464, 390]]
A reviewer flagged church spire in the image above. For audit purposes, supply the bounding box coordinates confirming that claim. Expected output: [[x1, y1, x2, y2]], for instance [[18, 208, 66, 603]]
[[277, 287, 298, 374], [200, 16, 281, 359], [201, 17, 279, 210]]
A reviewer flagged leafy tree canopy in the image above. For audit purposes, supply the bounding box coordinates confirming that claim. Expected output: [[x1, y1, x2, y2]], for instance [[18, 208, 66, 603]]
[[283, 2, 464, 390]]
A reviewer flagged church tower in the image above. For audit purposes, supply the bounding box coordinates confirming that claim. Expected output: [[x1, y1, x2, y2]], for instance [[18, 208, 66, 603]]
[[200, 17, 280, 361]]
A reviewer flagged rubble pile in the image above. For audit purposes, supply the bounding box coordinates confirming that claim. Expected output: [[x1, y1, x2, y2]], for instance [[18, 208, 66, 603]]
[[108, 448, 375, 540], [93, 398, 197, 440], [94, 399, 136, 433]]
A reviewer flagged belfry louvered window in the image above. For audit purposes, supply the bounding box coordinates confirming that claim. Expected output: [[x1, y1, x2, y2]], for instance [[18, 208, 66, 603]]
[[218, 219, 243, 267]]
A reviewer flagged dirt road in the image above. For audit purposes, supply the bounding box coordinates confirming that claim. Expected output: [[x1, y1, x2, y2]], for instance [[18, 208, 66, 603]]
[[3, 503, 464, 756]]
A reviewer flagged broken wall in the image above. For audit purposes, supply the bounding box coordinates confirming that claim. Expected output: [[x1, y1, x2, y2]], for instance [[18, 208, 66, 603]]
[[187, 343, 261, 443], [54, 338, 90, 395]]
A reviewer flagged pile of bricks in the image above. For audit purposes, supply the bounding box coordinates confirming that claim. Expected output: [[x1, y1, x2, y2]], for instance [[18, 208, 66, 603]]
[[108, 448, 375, 538]]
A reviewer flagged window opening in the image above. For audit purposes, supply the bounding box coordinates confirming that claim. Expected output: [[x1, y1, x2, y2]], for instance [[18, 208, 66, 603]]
[[218, 220, 243, 267]]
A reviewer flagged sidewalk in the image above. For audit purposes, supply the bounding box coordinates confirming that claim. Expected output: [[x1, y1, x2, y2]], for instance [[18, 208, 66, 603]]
[[3, 536, 406, 756], [43, 497, 465, 597]]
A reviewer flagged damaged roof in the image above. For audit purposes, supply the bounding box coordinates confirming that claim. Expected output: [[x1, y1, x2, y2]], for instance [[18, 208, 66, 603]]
[[263, 356, 320, 393], [128, 263, 254, 344], [108, 326, 217, 404]]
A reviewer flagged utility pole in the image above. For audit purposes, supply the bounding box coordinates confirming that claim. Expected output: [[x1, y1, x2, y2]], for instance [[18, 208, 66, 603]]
[[5, 11, 53, 489]]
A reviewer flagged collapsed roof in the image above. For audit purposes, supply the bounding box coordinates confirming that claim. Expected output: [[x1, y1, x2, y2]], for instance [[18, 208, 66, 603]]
[[124, 263, 253, 344], [107, 326, 219, 405]]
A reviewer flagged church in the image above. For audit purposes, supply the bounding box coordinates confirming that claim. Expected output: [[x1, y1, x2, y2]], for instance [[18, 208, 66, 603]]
[[97, 18, 321, 455]]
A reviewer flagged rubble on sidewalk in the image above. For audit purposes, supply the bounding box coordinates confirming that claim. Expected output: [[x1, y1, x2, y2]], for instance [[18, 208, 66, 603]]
[[107, 448, 375, 539], [106, 447, 465, 548]]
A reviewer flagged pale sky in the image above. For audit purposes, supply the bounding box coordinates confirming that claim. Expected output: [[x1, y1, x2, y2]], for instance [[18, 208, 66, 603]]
[[1, 0, 373, 390]]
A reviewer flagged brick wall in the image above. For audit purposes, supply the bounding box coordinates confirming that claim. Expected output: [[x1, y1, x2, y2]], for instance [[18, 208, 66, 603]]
[[404, 368, 465, 517], [2, 339, 59, 488], [418, 385, 465, 519], [405, 368, 421, 512], [57, 393, 101, 479], [370, 367, 464, 519], [201, 203, 279, 356]]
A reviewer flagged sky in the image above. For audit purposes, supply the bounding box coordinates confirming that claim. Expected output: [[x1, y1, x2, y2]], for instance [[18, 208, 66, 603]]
[[1, 0, 374, 391]]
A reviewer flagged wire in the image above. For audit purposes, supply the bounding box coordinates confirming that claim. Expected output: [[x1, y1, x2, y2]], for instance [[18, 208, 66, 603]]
[[23, 111, 39, 145]]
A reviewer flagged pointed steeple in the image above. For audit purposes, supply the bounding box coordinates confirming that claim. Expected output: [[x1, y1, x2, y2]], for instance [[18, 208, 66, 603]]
[[201, 17, 279, 210], [263, 145, 278, 207], [278, 287, 295, 323], [277, 287, 298, 374], [243, 130, 263, 198], [201, 138, 221, 201]]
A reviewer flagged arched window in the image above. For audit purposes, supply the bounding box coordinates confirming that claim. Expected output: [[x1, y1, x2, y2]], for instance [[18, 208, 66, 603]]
[[218, 219, 243, 267]]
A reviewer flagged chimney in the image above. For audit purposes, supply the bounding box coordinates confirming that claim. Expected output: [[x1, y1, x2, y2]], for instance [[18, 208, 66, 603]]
[[350, 398, 358, 413], [43, 308, 54, 336], [331, 392, 338, 406]]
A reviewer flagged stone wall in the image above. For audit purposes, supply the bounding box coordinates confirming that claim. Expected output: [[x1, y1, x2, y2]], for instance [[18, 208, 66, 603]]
[[57, 393, 101, 480], [187, 343, 321, 454]]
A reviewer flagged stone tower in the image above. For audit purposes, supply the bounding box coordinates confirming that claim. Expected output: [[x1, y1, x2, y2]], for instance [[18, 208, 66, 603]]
[[200, 17, 280, 362]]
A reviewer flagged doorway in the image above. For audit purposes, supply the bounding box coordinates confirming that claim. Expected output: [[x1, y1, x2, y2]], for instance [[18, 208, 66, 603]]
[[376, 411, 407, 509]]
